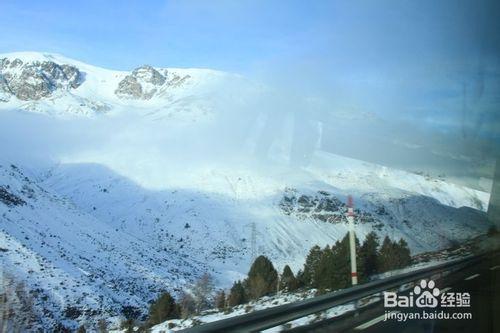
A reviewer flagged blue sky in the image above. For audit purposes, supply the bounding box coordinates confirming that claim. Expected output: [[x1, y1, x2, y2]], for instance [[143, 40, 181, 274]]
[[0, 0, 494, 72], [0, 0, 329, 72]]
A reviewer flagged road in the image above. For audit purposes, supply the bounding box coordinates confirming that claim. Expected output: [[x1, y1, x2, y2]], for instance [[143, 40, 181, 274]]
[[352, 254, 500, 333], [286, 252, 500, 333]]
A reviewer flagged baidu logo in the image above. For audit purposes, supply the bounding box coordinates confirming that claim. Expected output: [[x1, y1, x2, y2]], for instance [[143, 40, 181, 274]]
[[384, 279, 470, 309], [413, 279, 440, 307]]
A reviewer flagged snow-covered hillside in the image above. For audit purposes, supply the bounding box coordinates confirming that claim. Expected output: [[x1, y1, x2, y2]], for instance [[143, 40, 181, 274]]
[[0, 52, 250, 119], [1, 154, 491, 330], [0, 162, 208, 330], [0, 52, 493, 331]]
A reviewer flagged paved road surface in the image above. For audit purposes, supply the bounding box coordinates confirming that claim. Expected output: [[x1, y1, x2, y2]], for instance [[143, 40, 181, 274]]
[[286, 253, 500, 333], [352, 254, 500, 333]]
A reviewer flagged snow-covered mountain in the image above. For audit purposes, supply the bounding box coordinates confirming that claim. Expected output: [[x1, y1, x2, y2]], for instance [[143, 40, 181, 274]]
[[0, 52, 246, 118], [0, 52, 493, 331]]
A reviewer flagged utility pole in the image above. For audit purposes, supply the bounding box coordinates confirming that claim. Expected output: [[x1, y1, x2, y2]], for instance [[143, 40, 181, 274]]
[[251, 222, 256, 262], [276, 272, 280, 296], [346, 195, 358, 285], [245, 222, 257, 262]]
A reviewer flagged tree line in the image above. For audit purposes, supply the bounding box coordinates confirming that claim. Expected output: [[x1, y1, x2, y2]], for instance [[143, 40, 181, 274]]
[[297, 232, 411, 291], [227, 231, 411, 305], [122, 231, 411, 331]]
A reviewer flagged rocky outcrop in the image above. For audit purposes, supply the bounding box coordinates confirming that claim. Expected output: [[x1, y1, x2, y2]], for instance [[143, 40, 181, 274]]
[[279, 188, 377, 224], [0, 58, 82, 101], [0, 74, 11, 102], [115, 65, 190, 100], [132, 65, 166, 85], [0, 185, 26, 207], [115, 65, 166, 100], [115, 75, 143, 99]]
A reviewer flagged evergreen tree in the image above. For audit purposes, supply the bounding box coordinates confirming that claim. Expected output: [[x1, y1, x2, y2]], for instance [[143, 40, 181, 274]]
[[359, 231, 380, 278], [295, 269, 306, 288], [301, 245, 322, 286], [147, 292, 179, 326], [279, 265, 299, 292], [313, 245, 336, 290], [228, 280, 247, 306], [246, 255, 278, 299], [76, 326, 86, 333], [378, 235, 396, 272], [395, 238, 411, 268], [314, 233, 362, 291], [330, 235, 354, 289], [215, 290, 226, 310], [378, 236, 411, 272]]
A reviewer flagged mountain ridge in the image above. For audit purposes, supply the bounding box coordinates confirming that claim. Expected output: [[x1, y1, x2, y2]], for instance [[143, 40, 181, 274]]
[[0, 51, 242, 117]]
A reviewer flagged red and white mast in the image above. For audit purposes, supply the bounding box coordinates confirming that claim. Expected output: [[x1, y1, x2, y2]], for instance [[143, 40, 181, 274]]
[[346, 195, 358, 285]]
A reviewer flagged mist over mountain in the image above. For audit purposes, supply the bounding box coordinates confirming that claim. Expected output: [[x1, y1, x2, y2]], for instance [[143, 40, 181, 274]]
[[0, 52, 493, 330], [0, 52, 496, 190]]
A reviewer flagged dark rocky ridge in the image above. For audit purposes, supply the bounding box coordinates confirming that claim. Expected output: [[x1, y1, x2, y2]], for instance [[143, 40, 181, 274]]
[[279, 188, 378, 226], [0, 58, 82, 101], [0, 185, 26, 206], [115, 64, 191, 100], [115, 65, 166, 99]]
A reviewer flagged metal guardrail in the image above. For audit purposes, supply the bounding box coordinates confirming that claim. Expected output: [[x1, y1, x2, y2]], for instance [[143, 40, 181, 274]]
[[181, 253, 490, 333]]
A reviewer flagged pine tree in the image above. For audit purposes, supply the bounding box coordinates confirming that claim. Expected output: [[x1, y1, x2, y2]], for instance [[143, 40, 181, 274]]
[[301, 245, 322, 286], [330, 234, 353, 289], [295, 269, 306, 288], [279, 265, 299, 292], [378, 235, 396, 272], [228, 280, 247, 306], [76, 326, 86, 333], [147, 292, 179, 326], [246, 255, 278, 299], [378, 236, 411, 272], [313, 245, 336, 290], [359, 231, 380, 278], [314, 233, 362, 291], [395, 238, 411, 268], [215, 290, 226, 310]]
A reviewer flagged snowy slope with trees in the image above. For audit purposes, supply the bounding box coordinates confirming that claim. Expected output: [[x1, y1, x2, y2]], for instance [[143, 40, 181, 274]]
[[0, 52, 493, 331]]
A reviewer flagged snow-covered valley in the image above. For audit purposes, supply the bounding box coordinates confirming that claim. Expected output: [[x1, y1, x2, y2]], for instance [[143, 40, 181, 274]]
[[0, 52, 494, 331]]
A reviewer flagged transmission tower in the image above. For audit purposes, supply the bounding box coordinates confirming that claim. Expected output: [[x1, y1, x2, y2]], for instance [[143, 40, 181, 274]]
[[245, 222, 257, 262]]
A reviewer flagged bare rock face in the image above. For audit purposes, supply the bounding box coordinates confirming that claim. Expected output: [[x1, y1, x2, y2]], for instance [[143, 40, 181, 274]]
[[132, 65, 166, 86], [0, 74, 11, 102], [115, 75, 143, 99], [0, 58, 83, 101], [115, 65, 166, 100]]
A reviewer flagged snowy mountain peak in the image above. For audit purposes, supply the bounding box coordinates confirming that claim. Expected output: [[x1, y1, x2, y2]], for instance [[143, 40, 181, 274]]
[[0, 52, 235, 117], [132, 65, 166, 84]]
